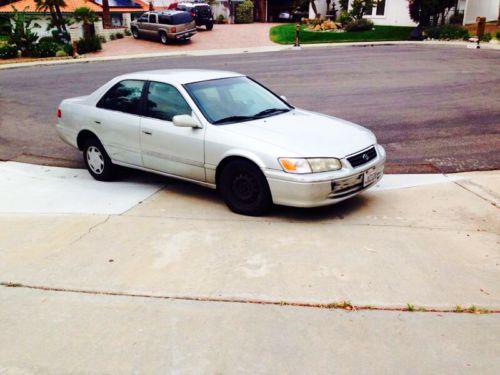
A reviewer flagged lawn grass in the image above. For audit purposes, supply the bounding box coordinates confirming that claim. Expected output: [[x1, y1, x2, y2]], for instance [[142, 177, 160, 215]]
[[270, 23, 414, 44], [0, 35, 7, 46]]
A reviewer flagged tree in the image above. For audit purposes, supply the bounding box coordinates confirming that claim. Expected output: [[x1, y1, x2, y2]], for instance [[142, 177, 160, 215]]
[[34, 0, 68, 36], [101, 0, 111, 28], [8, 6, 40, 57], [72, 7, 98, 40], [408, 0, 457, 27], [350, 0, 373, 20]]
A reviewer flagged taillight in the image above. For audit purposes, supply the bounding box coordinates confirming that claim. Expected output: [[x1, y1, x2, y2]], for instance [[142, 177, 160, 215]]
[[191, 12, 196, 17], [57, 108, 61, 118], [171, 26, 177, 33]]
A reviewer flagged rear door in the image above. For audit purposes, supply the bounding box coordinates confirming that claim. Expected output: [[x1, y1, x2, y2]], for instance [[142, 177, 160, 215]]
[[93, 79, 145, 166], [140, 81, 205, 181]]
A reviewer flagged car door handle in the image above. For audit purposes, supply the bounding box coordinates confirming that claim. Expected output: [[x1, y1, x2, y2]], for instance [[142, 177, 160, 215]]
[[94, 120, 101, 124], [142, 130, 152, 135]]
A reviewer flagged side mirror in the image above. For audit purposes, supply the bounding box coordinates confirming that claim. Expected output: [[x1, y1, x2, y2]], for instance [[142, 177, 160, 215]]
[[280, 95, 288, 102], [173, 114, 202, 128]]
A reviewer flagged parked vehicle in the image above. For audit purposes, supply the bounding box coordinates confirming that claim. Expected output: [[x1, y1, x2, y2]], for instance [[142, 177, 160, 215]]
[[131, 11, 196, 44], [56, 70, 385, 216], [175, 2, 214, 30]]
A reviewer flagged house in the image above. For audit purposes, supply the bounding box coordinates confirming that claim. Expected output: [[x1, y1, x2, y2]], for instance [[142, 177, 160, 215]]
[[309, 0, 499, 27], [0, 0, 149, 41]]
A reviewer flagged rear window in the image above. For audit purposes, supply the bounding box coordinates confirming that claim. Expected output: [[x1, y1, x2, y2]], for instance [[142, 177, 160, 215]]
[[159, 12, 193, 25]]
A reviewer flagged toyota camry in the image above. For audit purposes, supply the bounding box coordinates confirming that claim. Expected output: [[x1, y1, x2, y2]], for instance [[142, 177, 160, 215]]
[[56, 69, 385, 215]]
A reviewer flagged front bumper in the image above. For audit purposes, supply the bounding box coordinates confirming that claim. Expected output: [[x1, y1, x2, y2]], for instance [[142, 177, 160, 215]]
[[264, 144, 386, 208]]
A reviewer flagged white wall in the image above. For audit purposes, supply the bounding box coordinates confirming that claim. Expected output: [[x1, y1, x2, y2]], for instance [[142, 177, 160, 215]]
[[358, 0, 417, 26], [464, 0, 499, 24], [30, 18, 54, 39], [310, 0, 417, 26]]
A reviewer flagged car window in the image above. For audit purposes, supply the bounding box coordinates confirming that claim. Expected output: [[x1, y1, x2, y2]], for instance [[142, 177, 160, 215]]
[[97, 80, 145, 115], [138, 14, 148, 22], [145, 81, 192, 121], [149, 14, 157, 23], [185, 77, 289, 123]]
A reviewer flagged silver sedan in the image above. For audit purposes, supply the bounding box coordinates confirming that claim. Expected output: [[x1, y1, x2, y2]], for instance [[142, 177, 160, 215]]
[[56, 69, 385, 215]]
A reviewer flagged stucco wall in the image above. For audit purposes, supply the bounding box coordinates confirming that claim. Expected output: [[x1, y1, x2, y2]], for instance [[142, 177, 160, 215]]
[[464, 0, 499, 24], [310, 0, 417, 26]]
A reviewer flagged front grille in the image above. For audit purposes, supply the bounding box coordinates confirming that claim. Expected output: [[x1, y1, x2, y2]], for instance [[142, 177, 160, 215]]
[[347, 146, 377, 168]]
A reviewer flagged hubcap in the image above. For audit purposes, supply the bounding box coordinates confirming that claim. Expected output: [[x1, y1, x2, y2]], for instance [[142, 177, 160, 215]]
[[161, 35, 167, 43], [232, 173, 258, 203], [87, 146, 105, 175]]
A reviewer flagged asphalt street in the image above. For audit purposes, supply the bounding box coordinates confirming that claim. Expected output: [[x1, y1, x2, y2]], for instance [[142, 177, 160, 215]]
[[0, 44, 499, 173]]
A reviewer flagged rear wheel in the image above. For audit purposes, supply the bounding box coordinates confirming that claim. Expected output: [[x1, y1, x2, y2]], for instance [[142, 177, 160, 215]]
[[160, 32, 168, 45], [131, 28, 140, 39], [83, 138, 116, 181], [219, 160, 272, 216], [206, 22, 213, 31]]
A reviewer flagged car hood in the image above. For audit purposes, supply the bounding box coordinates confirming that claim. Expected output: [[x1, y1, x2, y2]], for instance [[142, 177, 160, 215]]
[[221, 109, 377, 158]]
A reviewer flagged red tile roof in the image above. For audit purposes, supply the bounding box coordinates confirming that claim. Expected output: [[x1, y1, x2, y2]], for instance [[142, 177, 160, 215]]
[[0, 0, 149, 13]]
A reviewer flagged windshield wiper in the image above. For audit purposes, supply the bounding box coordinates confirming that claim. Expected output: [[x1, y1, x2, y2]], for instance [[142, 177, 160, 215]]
[[253, 108, 290, 118], [213, 115, 257, 125], [213, 108, 290, 125]]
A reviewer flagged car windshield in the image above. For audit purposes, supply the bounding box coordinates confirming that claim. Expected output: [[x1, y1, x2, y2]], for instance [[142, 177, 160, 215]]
[[184, 77, 292, 124]]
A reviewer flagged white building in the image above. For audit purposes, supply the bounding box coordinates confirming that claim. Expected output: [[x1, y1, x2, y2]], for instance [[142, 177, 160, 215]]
[[310, 0, 499, 26]]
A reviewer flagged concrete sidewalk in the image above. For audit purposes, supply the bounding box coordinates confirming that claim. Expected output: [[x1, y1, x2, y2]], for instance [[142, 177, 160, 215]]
[[0, 164, 499, 373]]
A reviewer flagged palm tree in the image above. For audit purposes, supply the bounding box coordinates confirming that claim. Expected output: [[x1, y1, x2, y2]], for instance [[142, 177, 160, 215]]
[[34, 0, 68, 35], [73, 6, 98, 40], [101, 0, 111, 28]]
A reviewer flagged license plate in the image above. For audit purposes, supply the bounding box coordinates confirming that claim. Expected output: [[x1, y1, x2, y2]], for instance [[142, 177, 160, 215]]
[[363, 168, 377, 187]]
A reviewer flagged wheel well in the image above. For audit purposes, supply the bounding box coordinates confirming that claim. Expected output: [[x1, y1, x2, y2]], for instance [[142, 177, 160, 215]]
[[76, 130, 99, 150], [215, 156, 262, 189]]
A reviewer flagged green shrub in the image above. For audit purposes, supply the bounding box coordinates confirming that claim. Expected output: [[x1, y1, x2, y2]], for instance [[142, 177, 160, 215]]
[[38, 36, 59, 44], [344, 18, 374, 32], [124, 29, 131, 36], [98, 34, 107, 43], [116, 32, 124, 39], [481, 32, 492, 42], [76, 35, 102, 54], [0, 44, 18, 59], [109, 33, 116, 40], [496, 31, 500, 40], [62, 43, 73, 55], [55, 49, 68, 57], [426, 24, 469, 40], [217, 14, 225, 24], [337, 11, 352, 26], [235, 0, 253, 24], [35, 39, 60, 57]]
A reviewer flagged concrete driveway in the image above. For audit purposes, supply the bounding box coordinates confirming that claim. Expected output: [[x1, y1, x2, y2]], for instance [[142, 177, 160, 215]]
[[1, 162, 499, 373], [94, 23, 279, 57]]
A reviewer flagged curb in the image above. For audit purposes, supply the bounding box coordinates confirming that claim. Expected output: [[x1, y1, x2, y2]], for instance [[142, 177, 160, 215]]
[[0, 40, 498, 70]]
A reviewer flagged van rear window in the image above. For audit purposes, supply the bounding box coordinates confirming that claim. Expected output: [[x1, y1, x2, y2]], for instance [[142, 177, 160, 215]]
[[159, 12, 193, 25]]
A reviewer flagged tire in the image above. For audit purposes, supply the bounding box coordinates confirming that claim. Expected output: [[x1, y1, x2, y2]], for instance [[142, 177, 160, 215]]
[[219, 160, 272, 216], [83, 138, 116, 181], [131, 28, 140, 39], [160, 32, 168, 45], [206, 22, 214, 31]]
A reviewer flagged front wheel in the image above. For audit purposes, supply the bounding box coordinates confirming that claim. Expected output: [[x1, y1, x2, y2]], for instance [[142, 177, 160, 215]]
[[131, 28, 140, 39], [83, 138, 116, 181], [219, 160, 272, 216], [206, 22, 214, 31]]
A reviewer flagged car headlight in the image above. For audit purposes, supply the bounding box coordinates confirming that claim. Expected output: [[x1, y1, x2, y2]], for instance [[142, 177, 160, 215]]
[[279, 158, 342, 174]]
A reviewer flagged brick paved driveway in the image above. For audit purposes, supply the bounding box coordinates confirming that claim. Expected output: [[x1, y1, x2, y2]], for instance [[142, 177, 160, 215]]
[[94, 23, 279, 57]]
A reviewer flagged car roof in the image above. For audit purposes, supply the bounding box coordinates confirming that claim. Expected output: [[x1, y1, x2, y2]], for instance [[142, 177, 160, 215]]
[[121, 69, 244, 85]]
